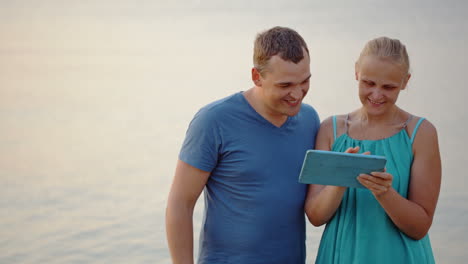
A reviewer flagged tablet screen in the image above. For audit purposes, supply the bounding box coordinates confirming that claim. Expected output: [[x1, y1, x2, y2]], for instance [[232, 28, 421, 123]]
[[298, 150, 387, 188]]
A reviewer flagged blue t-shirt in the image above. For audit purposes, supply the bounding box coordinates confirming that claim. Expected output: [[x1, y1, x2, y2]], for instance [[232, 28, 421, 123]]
[[179, 92, 320, 264]]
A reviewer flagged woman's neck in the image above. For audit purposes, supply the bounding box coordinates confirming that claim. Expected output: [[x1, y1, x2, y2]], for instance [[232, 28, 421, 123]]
[[357, 106, 402, 126]]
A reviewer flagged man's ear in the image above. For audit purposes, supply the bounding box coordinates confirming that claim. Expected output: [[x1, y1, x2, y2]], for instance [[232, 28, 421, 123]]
[[251, 67, 262, 87]]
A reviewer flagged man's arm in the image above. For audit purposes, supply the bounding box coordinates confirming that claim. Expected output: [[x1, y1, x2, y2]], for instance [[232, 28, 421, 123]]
[[166, 160, 210, 264]]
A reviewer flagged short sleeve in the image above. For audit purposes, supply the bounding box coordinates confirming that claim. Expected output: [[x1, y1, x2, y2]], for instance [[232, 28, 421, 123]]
[[178, 107, 221, 172]]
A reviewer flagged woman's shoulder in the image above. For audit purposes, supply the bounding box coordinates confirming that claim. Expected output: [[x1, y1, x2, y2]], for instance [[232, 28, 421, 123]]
[[404, 114, 440, 159], [404, 114, 439, 156], [319, 115, 340, 131], [326, 112, 359, 136], [406, 114, 438, 139], [317, 113, 354, 141], [320, 114, 349, 127]]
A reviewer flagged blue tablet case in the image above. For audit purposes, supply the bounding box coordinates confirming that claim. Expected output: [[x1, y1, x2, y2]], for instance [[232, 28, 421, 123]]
[[298, 150, 387, 188]]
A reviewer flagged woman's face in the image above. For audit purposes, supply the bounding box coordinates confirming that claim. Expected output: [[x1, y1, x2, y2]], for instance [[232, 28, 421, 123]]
[[355, 55, 410, 116]]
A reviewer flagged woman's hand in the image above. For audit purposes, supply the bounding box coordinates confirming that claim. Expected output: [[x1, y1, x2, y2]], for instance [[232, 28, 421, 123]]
[[357, 169, 393, 197], [346, 146, 391, 197], [345, 146, 370, 155]]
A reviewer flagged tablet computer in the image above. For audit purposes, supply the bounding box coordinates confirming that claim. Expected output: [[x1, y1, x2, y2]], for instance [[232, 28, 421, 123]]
[[298, 149, 387, 188]]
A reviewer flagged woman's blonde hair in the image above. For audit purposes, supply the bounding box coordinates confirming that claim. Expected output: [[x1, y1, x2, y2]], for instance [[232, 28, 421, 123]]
[[357, 36, 410, 74]]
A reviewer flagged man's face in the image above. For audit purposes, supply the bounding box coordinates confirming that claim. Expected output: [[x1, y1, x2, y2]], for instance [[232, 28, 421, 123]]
[[255, 52, 311, 124]]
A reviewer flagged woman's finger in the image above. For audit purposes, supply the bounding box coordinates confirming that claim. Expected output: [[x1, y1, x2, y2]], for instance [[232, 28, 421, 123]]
[[345, 146, 359, 153], [357, 177, 387, 194], [370, 171, 393, 181]]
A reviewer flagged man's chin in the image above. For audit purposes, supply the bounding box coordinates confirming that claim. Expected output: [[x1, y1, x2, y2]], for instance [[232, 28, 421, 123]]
[[285, 107, 301, 117]]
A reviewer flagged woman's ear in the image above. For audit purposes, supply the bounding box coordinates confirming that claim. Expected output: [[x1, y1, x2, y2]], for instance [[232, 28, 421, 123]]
[[354, 62, 359, 80], [401, 73, 411, 90]]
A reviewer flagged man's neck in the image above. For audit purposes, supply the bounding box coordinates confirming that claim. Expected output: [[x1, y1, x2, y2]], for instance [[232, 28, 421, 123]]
[[243, 88, 288, 128]]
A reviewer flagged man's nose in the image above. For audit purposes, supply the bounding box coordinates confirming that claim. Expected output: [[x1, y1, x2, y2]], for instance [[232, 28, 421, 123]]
[[289, 85, 303, 99]]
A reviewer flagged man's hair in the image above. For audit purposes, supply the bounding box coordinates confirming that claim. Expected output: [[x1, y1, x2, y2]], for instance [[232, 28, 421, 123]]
[[253, 26, 309, 76]]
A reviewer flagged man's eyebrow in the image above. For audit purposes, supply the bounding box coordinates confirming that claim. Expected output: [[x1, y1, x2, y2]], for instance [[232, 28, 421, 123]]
[[275, 74, 312, 86], [294, 75, 312, 84], [276, 81, 293, 86], [302, 74, 312, 82]]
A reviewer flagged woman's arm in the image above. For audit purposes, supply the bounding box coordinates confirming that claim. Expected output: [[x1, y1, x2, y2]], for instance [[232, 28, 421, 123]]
[[305, 117, 349, 226], [357, 120, 441, 239]]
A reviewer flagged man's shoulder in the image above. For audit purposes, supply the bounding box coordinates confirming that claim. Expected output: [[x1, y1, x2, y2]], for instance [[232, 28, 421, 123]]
[[300, 102, 316, 112], [204, 92, 241, 110], [197, 92, 243, 115], [192, 92, 243, 123], [299, 103, 319, 119]]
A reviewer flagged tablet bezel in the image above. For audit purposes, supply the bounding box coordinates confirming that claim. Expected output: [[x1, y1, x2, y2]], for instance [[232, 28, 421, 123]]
[[298, 149, 387, 188]]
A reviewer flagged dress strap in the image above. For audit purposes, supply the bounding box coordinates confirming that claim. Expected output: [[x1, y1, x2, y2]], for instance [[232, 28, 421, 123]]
[[410, 117, 426, 144], [332, 115, 337, 141], [402, 115, 414, 128], [345, 114, 350, 133]]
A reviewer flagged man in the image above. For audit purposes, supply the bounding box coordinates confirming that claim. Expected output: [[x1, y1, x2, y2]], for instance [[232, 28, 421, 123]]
[[166, 26, 320, 264]]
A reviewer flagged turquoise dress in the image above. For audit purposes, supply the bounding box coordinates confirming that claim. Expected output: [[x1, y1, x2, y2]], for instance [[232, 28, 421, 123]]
[[315, 116, 435, 264]]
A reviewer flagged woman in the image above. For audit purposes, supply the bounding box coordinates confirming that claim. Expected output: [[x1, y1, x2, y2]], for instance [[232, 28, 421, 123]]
[[306, 37, 441, 263]]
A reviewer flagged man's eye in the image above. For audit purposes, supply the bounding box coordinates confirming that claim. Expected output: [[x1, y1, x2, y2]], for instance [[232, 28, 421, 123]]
[[383, 85, 397, 90]]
